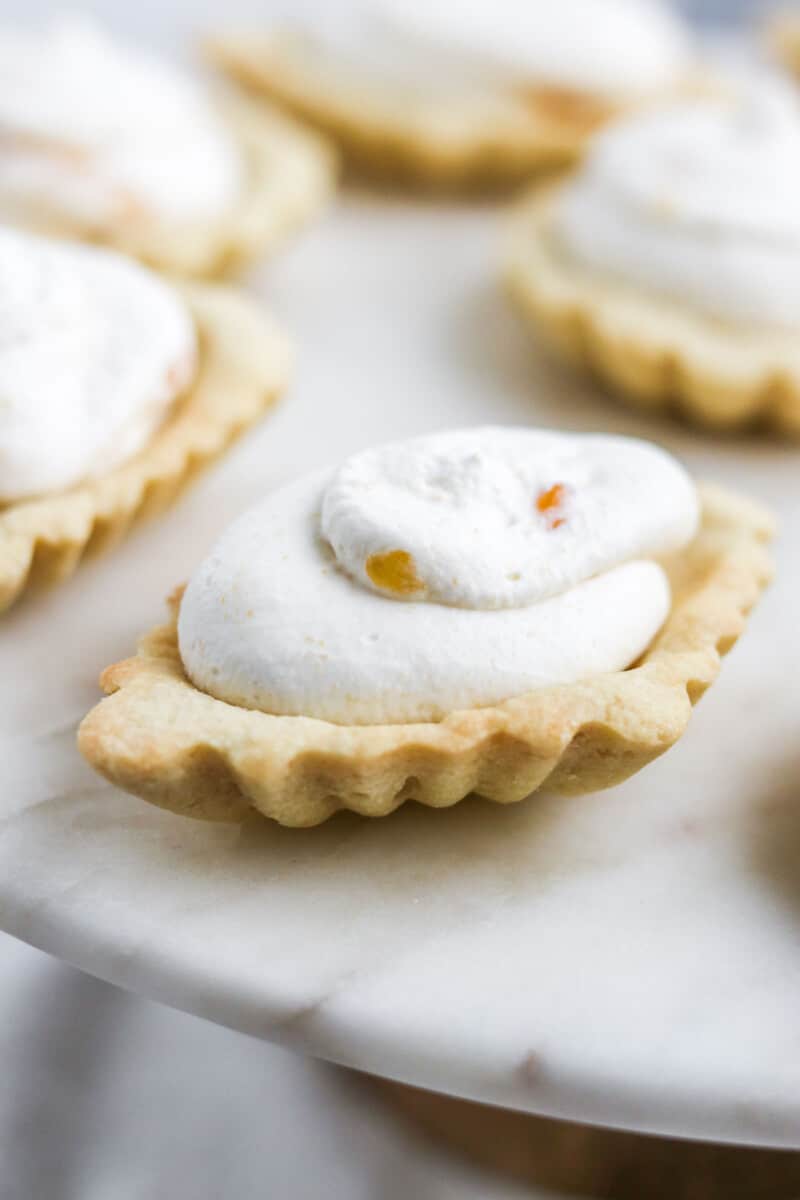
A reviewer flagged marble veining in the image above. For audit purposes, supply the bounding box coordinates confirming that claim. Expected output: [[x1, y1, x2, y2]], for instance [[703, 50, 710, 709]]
[[1, 199, 799, 1149]]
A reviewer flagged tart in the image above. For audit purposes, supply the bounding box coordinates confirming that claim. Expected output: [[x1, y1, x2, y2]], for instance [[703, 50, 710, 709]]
[[0, 18, 336, 277], [0, 229, 290, 613], [507, 86, 800, 434], [206, 0, 692, 189], [79, 428, 773, 828]]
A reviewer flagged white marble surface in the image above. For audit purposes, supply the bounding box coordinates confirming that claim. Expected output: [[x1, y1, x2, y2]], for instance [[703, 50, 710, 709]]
[[1, 194, 799, 1151], [0, 934, 534, 1200]]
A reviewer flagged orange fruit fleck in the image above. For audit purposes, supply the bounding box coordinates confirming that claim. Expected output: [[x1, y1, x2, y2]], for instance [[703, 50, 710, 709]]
[[366, 550, 424, 596], [536, 483, 568, 530]]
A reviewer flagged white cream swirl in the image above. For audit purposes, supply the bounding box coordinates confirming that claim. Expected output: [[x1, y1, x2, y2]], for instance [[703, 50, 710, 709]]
[[0, 18, 242, 229], [289, 0, 691, 100], [322, 428, 696, 608], [367, 0, 692, 98], [178, 428, 698, 725], [555, 82, 800, 326], [0, 226, 196, 502]]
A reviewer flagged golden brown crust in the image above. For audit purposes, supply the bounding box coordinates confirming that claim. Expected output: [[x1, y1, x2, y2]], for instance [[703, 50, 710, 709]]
[[767, 10, 800, 76], [78, 485, 774, 828], [507, 188, 800, 435], [204, 31, 612, 189], [0, 89, 337, 277], [0, 284, 291, 613]]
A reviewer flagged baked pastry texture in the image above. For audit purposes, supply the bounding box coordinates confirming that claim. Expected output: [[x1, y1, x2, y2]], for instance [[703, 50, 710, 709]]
[[507, 187, 800, 436], [79, 485, 773, 828], [0, 284, 290, 613]]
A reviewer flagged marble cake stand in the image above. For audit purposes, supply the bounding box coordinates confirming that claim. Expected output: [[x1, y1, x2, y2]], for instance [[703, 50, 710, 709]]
[[1, 198, 799, 1151]]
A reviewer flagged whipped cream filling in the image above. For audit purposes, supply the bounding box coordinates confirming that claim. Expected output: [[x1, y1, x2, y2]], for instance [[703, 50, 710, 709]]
[[289, 0, 691, 100], [178, 428, 698, 725], [0, 227, 196, 503], [0, 18, 242, 228], [555, 82, 800, 327]]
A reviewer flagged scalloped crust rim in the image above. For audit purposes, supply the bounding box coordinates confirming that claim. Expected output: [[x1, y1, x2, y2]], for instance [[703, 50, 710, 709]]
[[78, 484, 774, 828], [0, 284, 291, 613], [506, 189, 800, 435]]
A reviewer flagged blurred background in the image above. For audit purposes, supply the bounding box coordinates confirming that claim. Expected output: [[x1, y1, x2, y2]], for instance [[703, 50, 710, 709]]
[[0, 2, 794, 1199], [0, 0, 780, 42]]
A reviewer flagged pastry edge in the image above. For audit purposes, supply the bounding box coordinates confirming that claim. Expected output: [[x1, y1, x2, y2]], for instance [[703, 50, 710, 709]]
[[204, 31, 595, 188], [77, 485, 774, 828], [0, 284, 291, 613], [506, 189, 800, 435]]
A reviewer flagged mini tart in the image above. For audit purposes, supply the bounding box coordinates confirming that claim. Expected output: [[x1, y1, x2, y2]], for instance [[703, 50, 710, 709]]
[[78, 484, 773, 828], [506, 188, 800, 435], [205, 31, 618, 189], [0, 284, 291, 613], [4, 89, 337, 278]]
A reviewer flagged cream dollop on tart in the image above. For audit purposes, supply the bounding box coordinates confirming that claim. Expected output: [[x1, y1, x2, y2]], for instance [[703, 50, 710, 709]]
[[206, 0, 693, 188], [178, 428, 698, 724], [0, 226, 291, 611], [368, 0, 691, 100], [0, 18, 336, 275], [0, 226, 196, 503], [79, 427, 773, 827], [507, 82, 800, 433]]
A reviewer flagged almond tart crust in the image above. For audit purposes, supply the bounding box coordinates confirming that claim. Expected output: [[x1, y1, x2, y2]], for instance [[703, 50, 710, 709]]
[[0, 283, 291, 614], [2, 90, 337, 278], [78, 485, 774, 828], [507, 189, 800, 435], [205, 31, 614, 189]]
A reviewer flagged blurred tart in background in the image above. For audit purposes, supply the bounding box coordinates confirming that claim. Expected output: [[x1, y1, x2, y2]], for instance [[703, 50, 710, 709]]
[[0, 18, 337, 276], [206, 0, 694, 189], [0, 226, 290, 613], [507, 80, 800, 435]]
